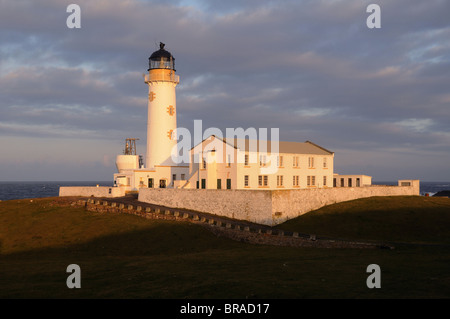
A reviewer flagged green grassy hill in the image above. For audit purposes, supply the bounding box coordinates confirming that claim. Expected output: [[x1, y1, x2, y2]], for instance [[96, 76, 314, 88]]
[[277, 196, 450, 245], [1, 196, 449, 299]]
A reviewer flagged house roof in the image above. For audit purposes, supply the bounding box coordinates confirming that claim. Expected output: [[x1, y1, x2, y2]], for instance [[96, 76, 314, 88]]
[[191, 135, 334, 155]]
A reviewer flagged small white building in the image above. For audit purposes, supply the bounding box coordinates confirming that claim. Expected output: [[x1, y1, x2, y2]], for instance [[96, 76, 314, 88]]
[[333, 174, 372, 188]]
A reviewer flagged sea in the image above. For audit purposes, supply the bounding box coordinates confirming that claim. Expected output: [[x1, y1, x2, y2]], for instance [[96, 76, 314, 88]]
[[0, 181, 113, 201], [0, 180, 449, 201]]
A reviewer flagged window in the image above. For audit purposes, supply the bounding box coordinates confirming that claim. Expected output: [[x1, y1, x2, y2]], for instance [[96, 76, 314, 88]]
[[181, 174, 185, 180], [159, 179, 166, 188], [323, 176, 327, 186], [226, 179, 231, 189], [258, 175, 268, 187], [244, 175, 249, 187], [259, 154, 267, 167], [307, 176, 315, 186], [217, 179, 222, 189], [244, 154, 249, 166], [202, 157, 206, 169], [293, 156, 299, 168], [148, 178, 154, 188], [277, 175, 284, 187], [293, 175, 299, 187], [348, 178, 352, 187], [401, 181, 411, 186], [308, 157, 315, 168], [340, 178, 344, 187], [323, 157, 327, 168], [172, 174, 176, 181], [277, 156, 283, 167], [356, 178, 361, 187], [227, 154, 231, 167]]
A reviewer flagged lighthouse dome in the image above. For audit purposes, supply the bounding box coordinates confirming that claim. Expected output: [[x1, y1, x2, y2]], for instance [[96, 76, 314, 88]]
[[148, 42, 175, 71]]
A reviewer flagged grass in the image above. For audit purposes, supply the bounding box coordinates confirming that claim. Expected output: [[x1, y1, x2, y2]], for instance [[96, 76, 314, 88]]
[[1, 196, 450, 299], [277, 196, 450, 245]]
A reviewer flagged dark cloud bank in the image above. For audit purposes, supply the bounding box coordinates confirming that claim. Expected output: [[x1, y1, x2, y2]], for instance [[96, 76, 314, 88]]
[[0, 0, 449, 181]]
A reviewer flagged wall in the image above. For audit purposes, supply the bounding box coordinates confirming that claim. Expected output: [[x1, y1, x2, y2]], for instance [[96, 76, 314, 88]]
[[271, 181, 420, 224], [139, 188, 274, 224], [59, 186, 126, 198], [138, 180, 420, 226]]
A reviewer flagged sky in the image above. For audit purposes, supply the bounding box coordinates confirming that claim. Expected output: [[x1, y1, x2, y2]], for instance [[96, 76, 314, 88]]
[[0, 0, 449, 182]]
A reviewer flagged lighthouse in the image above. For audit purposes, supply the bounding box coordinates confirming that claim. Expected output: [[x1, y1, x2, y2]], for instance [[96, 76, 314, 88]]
[[144, 42, 179, 169]]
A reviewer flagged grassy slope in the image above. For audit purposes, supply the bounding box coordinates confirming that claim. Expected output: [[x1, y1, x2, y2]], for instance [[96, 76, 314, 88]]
[[1, 196, 449, 299], [277, 196, 450, 244]]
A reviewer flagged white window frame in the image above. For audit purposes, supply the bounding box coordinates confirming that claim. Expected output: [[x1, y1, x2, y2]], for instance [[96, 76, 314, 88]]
[[308, 157, 314, 168], [293, 156, 299, 168], [277, 175, 284, 187]]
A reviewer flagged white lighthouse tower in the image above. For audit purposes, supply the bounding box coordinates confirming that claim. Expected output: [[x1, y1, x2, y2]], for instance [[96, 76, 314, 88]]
[[113, 43, 188, 191], [144, 42, 179, 169]]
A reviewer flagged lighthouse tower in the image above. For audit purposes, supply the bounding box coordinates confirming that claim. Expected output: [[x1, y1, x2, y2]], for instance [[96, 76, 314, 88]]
[[144, 42, 179, 169]]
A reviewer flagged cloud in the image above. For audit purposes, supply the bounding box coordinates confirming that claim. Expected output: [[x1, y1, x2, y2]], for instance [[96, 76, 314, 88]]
[[0, 0, 449, 180]]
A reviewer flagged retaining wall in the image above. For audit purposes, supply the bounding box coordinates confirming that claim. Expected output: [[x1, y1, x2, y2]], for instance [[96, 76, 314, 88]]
[[139, 189, 274, 224], [270, 182, 420, 224], [59, 186, 126, 198], [139, 181, 419, 226]]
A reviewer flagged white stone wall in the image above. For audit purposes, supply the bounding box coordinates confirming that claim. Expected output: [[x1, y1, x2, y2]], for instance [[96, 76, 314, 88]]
[[138, 181, 419, 226], [271, 181, 419, 225], [138, 188, 274, 224], [59, 186, 126, 198]]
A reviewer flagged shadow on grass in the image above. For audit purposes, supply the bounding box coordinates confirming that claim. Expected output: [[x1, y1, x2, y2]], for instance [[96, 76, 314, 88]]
[[1, 196, 450, 298], [277, 196, 450, 245]]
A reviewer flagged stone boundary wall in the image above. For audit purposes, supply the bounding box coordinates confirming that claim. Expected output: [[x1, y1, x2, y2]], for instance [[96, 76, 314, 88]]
[[68, 198, 392, 249], [59, 186, 126, 198], [271, 182, 420, 225], [138, 182, 419, 226], [139, 188, 273, 225]]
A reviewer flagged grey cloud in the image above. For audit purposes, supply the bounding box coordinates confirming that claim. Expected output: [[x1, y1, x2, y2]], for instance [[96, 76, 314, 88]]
[[1, 0, 449, 180]]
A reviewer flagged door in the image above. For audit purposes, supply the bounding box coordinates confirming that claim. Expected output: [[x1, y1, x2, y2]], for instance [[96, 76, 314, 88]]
[[148, 178, 154, 188], [159, 179, 166, 188]]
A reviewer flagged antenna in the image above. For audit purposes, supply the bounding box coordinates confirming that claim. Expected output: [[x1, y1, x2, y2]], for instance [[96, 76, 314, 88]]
[[123, 138, 139, 155]]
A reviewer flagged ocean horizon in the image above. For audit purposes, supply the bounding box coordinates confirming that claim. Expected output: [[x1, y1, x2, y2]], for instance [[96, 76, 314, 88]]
[[0, 180, 449, 201], [0, 181, 112, 201]]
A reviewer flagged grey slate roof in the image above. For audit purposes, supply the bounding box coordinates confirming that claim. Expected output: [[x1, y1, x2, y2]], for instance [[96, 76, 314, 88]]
[[222, 137, 334, 155], [190, 135, 334, 155]]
